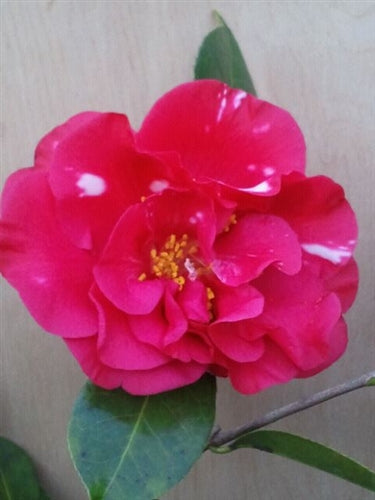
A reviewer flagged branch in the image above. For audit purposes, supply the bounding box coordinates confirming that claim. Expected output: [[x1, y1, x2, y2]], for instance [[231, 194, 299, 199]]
[[209, 370, 375, 448]]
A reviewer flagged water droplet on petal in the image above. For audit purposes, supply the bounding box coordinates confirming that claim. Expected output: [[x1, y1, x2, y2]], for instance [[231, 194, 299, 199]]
[[76, 173, 107, 197], [242, 180, 272, 194], [149, 179, 169, 193], [301, 243, 352, 264]]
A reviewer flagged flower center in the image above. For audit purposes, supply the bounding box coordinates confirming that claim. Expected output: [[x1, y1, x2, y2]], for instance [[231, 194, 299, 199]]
[[138, 233, 198, 290]]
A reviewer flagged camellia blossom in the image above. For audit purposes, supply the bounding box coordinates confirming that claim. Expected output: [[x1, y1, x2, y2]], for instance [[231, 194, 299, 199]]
[[0, 80, 358, 395]]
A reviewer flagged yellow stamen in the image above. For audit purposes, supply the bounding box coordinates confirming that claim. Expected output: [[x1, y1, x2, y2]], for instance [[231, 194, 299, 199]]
[[145, 234, 193, 290], [138, 272, 147, 281], [223, 213, 237, 232], [206, 286, 215, 320], [206, 287, 215, 301]]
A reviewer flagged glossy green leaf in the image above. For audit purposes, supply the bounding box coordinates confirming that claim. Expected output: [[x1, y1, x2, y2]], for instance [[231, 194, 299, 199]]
[[0, 437, 49, 500], [211, 430, 375, 492], [194, 11, 256, 95], [68, 375, 216, 500]]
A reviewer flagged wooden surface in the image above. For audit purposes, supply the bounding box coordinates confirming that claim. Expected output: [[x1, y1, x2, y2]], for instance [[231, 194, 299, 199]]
[[1, 2, 374, 499]]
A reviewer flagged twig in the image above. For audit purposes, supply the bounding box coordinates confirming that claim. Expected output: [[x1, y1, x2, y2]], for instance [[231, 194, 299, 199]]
[[209, 370, 375, 448]]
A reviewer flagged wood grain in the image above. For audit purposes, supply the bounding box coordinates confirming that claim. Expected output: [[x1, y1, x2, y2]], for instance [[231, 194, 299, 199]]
[[1, 2, 374, 499]]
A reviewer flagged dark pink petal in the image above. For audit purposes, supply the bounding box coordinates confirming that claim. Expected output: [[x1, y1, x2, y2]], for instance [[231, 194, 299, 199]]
[[35, 112, 105, 169], [177, 280, 211, 323], [304, 255, 359, 313], [213, 282, 264, 322], [0, 167, 97, 336], [95, 189, 216, 314], [47, 113, 193, 251], [228, 339, 298, 394], [137, 80, 305, 193], [143, 189, 216, 263], [66, 335, 207, 395], [120, 361, 207, 395], [163, 291, 188, 345], [164, 333, 213, 364], [254, 267, 344, 371], [212, 214, 301, 286], [91, 286, 169, 370], [65, 336, 125, 389], [209, 321, 266, 363], [274, 175, 358, 266], [297, 318, 348, 378], [94, 203, 164, 314], [48, 113, 134, 249], [128, 305, 169, 348]]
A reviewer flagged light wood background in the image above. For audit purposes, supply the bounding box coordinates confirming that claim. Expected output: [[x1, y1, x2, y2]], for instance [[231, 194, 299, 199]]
[[1, 2, 374, 499]]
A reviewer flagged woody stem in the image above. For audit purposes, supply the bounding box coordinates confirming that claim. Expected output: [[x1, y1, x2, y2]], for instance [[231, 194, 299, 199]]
[[208, 370, 375, 448]]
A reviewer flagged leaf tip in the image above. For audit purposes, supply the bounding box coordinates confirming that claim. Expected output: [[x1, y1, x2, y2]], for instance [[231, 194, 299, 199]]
[[212, 10, 225, 27]]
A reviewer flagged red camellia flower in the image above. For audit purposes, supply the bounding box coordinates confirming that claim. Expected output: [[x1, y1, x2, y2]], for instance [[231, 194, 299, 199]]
[[0, 80, 358, 395]]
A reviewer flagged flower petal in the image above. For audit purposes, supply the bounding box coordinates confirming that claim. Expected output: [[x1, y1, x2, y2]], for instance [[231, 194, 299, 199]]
[[297, 318, 348, 377], [177, 280, 211, 323], [95, 189, 216, 314], [65, 336, 125, 389], [120, 361, 207, 395], [0, 167, 96, 337], [94, 203, 164, 315], [45, 112, 191, 252], [274, 174, 358, 266], [91, 286, 169, 370], [213, 282, 264, 322], [212, 214, 301, 286], [65, 336, 207, 395], [254, 266, 344, 371], [304, 255, 359, 313], [137, 80, 305, 192], [209, 321, 266, 363], [228, 339, 298, 394]]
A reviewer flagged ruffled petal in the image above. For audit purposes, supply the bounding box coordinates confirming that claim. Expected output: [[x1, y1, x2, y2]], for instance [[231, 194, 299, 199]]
[[228, 339, 298, 394], [213, 282, 264, 322], [274, 174, 358, 266], [164, 332, 213, 364], [304, 255, 359, 313], [91, 286, 169, 370], [94, 189, 216, 314], [120, 362, 207, 395], [137, 80, 305, 193], [35, 112, 106, 169], [94, 203, 164, 314], [0, 167, 97, 337], [212, 214, 301, 286], [65, 336, 125, 389], [209, 321, 266, 363], [177, 280, 211, 323], [254, 266, 344, 371], [297, 318, 348, 377], [43, 112, 192, 252], [65, 336, 207, 395]]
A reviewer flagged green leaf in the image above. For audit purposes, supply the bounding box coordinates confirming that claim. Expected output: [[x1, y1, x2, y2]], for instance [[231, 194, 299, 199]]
[[0, 436, 49, 500], [194, 11, 256, 95], [68, 375, 216, 500], [38, 488, 51, 500], [211, 430, 375, 492], [366, 376, 375, 386]]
